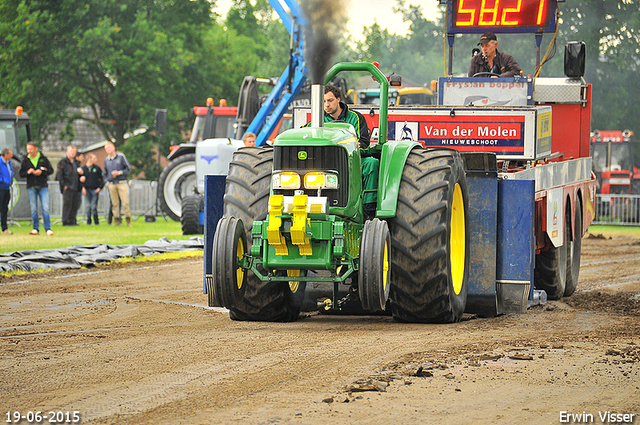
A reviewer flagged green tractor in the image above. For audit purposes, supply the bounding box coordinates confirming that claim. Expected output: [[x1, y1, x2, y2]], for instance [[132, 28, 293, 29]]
[[207, 62, 470, 323]]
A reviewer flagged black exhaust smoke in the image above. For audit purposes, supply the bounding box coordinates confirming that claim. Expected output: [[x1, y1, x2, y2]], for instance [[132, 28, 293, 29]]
[[300, 0, 345, 85]]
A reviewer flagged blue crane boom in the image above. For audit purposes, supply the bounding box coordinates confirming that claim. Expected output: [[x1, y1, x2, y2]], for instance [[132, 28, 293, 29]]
[[245, 0, 308, 146]]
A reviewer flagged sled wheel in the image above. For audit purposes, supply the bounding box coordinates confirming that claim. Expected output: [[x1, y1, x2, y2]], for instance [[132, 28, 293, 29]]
[[208, 216, 247, 308], [534, 203, 568, 300], [359, 218, 391, 312], [389, 148, 470, 323], [181, 195, 202, 235], [564, 200, 582, 297]]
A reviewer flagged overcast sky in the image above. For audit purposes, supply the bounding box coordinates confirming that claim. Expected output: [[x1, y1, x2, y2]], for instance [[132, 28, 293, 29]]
[[213, 0, 442, 41]]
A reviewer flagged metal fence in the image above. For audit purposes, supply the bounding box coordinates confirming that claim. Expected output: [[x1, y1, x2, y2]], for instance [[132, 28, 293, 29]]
[[8, 183, 639, 226], [7, 180, 158, 223], [592, 194, 640, 226]]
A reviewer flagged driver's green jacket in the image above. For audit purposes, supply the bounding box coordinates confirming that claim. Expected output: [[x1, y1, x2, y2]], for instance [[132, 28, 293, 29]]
[[324, 102, 378, 205]]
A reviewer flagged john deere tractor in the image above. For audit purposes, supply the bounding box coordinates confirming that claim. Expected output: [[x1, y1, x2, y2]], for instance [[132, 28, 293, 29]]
[[207, 62, 469, 323]]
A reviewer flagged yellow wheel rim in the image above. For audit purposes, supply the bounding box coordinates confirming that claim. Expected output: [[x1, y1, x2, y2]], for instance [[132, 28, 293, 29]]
[[287, 270, 301, 293], [382, 240, 389, 291], [236, 238, 245, 290], [450, 183, 465, 295]]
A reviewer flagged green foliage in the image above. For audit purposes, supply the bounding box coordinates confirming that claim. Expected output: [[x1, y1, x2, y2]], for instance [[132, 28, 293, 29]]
[[0, 0, 214, 146], [118, 131, 162, 181], [3, 0, 640, 175], [558, 0, 640, 136]]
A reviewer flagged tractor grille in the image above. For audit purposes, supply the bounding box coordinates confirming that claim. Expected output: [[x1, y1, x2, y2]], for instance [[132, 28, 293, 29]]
[[273, 145, 349, 207], [610, 185, 630, 195]]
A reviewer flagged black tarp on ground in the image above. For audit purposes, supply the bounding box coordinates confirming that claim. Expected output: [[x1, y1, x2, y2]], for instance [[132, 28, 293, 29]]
[[0, 237, 204, 272]]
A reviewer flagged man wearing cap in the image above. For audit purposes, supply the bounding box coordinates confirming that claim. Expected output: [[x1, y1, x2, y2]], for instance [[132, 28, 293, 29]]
[[468, 32, 522, 78]]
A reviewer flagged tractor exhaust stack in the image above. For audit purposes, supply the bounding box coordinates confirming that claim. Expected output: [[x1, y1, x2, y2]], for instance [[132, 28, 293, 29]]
[[310, 84, 324, 128]]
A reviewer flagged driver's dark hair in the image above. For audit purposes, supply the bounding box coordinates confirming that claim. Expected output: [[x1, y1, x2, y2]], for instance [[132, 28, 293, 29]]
[[324, 84, 341, 101]]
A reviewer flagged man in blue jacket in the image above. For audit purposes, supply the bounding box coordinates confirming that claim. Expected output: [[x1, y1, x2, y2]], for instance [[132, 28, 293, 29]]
[[0, 147, 14, 234], [103, 141, 132, 226]]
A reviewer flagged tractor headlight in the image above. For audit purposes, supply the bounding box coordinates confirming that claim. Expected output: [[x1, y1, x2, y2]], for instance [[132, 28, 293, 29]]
[[304, 172, 339, 190], [272, 172, 301, 189]]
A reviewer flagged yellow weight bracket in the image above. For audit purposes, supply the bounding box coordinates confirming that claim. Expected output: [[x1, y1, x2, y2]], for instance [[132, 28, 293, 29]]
[[267, 195, 288, 256], [291, 195, 312, 256]]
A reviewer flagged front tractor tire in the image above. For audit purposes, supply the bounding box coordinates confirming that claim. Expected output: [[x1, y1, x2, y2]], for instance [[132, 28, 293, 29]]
[[208, 216, 247, 308], [158, 153, 196, 221], [359, 218, 391, 312], [222, 147, 304, 322], [389, 148, 470, 323]]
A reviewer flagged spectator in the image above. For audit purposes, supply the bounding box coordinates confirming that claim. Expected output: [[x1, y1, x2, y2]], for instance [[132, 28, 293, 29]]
[[242, 132, 256, 147], [81, 153, 104, 225], [56, 145, 83, 226], [19, 142, 54, 236], [1, 147, 14, 235], [74, 151, 85, 218], [103, 141, 132, 226]]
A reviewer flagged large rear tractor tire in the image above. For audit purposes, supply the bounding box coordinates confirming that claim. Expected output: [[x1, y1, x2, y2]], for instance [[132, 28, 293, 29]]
[[181, 195, 203, 235], [158, 153, 196, 221], [564, 201, 583, 297], [208, 216, 247, 308], [534, 203, 569, 300], [359, 218, 391, 312], [222, 147, 305, 322], [389, 148, 470, 323]]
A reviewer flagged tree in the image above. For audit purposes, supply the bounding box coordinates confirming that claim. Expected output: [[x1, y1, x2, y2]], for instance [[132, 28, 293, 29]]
[[0, 0, 214, 146], [558, 0, 640, 136]]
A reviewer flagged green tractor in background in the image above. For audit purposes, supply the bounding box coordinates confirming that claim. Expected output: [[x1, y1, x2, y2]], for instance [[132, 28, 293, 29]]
[[207, 63, 470, 323]]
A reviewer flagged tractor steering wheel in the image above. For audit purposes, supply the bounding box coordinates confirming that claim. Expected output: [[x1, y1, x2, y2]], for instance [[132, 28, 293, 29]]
[[472, 72, 500, 78]]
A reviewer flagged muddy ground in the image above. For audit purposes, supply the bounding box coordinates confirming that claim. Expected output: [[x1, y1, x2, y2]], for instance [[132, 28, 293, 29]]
[[1, 234, 639, 424]]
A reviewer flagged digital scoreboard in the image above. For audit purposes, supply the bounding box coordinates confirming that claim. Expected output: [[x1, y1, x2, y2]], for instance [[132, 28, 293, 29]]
[[447, 0, 558, 34]]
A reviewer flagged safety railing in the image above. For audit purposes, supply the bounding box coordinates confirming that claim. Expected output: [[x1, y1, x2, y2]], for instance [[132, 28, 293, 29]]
[[592, 194, 640, 226], [6, 180, 159, 223]]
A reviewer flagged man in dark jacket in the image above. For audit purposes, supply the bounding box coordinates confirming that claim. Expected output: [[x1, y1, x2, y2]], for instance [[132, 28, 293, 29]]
[[20, 142, 54, 235], [81, 153, 104, 225], [468, 32, 522, 78], [56, 145, 84, 226]]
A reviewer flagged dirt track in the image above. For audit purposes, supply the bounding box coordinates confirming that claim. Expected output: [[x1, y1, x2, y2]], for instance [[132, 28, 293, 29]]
[[1, 234, 639, 424]]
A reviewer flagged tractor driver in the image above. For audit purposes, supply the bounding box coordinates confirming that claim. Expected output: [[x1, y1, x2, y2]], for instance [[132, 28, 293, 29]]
[[322, 84, 379, 220], [468, 32, 521, 78]]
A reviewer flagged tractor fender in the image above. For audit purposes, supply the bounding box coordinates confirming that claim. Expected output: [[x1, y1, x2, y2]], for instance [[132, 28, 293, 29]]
[[167, 143, 196, 161], [376, 140, 421, 218]]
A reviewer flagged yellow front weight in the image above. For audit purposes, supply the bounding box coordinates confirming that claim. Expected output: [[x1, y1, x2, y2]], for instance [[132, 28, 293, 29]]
[[267, 195, 288, 256], [291, 195, 312, 256]]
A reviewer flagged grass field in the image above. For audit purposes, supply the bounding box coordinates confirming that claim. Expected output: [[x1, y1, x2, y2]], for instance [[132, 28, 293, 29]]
[[1, 219, 638, 256], [587, 224, 640, 237], [0, 219, 198, 254]]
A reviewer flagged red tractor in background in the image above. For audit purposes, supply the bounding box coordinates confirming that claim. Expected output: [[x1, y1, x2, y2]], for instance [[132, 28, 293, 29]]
[[157, 97, 238, 222], [591, 130, 640, 195], [157, 78, 295, 222], [590, 130, 640, 221]]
